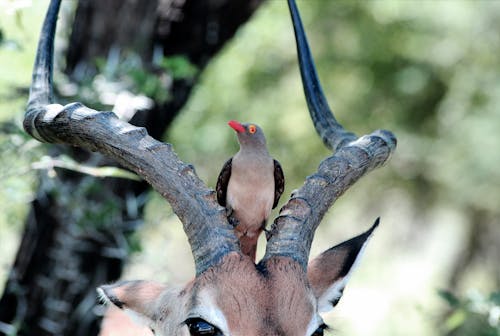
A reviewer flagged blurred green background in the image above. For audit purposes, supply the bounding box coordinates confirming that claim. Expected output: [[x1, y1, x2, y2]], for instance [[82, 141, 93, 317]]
[[1, 0, 499, 335]]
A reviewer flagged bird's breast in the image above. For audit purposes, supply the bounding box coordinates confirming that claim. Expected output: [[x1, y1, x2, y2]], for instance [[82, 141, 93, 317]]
[[226, 157, 275, 230]]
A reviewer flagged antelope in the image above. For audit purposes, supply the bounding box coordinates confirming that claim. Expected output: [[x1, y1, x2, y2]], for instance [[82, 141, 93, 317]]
[[25, 0, 396, 335]]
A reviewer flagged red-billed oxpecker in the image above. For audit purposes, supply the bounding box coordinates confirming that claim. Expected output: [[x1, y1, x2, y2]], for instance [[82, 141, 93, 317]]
[[216, 120, 285, 260]]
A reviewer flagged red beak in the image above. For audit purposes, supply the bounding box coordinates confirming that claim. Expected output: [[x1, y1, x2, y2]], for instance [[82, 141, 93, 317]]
[[228, 120, 245, 133]]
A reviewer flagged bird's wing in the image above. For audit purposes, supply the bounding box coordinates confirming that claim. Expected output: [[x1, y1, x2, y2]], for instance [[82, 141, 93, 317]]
[[216, 158, 232, 207], [273, 159, 285, 209]]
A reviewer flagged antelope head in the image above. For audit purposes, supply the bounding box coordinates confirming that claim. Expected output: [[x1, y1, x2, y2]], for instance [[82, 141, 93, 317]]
[[26, 1, 396, 335]]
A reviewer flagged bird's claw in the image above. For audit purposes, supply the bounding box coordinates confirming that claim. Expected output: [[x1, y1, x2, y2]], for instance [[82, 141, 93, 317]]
[[264, 228, 272, 241]]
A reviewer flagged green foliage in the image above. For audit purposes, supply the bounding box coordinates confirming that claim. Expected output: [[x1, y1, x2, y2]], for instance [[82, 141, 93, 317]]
[[0, 0, 28, 51], [0, 2, 47, 124], [0, 123, 40, 229], [71, 53, 198, 107], [160, 55, 198, 80], [126, 55, 197, 103], [127, 66, 171, 104], [0, 28, 22, 51], [126, 232, 144, 254], [439, 290, 500, 336]]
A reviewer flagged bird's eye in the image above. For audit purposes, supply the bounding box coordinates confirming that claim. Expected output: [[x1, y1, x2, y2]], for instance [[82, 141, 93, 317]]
[[185, 318, 223, 336], [311, 323, 329, 336], [248, 125, 256, 134]]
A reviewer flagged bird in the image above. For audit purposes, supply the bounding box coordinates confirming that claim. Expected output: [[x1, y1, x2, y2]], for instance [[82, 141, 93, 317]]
[[216, 120, 285, 261]]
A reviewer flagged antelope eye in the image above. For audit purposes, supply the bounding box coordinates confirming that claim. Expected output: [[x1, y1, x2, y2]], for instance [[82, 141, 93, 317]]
[[248, 125, 257, 134], [185, 318, 223, 336], [311, 323, 329, 336]]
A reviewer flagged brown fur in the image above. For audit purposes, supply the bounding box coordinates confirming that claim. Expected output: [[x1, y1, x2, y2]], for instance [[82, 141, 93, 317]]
[[99, 225, 376, 335], [308, 249, 348, 298], [100, 253, 319, 336], [99, 307, 153, 336], [192, 253, 315, 336]]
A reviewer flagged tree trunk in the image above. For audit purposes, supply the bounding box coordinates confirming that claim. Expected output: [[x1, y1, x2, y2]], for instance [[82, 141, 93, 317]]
[[0, 1, 263, 335]]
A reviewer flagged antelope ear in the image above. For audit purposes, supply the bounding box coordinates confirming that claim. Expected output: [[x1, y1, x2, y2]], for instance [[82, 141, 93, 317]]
[[98, 280, 167, 327], [308, 218, 379, 313]]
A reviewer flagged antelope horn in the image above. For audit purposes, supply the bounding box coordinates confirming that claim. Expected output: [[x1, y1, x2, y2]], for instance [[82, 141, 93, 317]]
[[23, 0, 240, 275], [286, 0, 356, 151], [26, 0, 60, 114], [262, 0, 396, 269]]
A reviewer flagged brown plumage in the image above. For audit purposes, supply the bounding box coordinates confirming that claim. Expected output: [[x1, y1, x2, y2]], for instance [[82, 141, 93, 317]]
[[216, 120, 285, 260]]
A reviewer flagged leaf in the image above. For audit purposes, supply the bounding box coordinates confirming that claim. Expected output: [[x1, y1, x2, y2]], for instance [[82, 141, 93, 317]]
[[439, 289, 461, 307], [160, 56, 198, 79], [489, 292, 500, 306], [444, 309, 467, 332]]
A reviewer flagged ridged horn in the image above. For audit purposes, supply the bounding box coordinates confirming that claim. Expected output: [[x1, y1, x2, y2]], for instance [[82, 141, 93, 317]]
[[23, 0, 240, 275], [262, 0, 396, 270], [287, 0, 356, 150]]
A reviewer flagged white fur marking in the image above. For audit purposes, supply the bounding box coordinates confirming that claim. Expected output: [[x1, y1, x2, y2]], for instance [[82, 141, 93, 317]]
[[317, 234, 373, 313], [305, 314, 324, 336], [97, 287, 111, 305], [123, 308, 154, 330], [97, 287, 154, 330], [188, 289, 229, 335]]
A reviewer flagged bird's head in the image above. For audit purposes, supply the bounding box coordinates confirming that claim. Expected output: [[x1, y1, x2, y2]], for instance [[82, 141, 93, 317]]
[[228, 120, 267, 148]]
